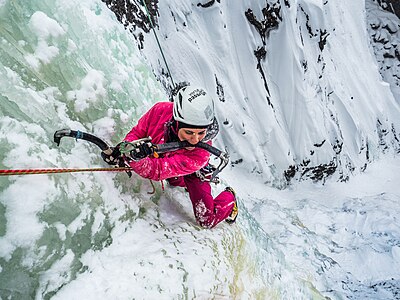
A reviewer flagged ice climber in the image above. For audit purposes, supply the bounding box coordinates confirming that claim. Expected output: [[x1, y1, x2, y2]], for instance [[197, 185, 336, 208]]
[[103, 85, 238, 228]]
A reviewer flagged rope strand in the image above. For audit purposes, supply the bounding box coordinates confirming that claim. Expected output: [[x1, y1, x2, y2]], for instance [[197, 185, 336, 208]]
[[141, 0, 176, 88], [0, 167, 132, 176]]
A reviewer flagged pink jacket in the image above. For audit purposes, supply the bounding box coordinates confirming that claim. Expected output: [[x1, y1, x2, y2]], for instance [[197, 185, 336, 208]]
[[124, 102, 210, 181]]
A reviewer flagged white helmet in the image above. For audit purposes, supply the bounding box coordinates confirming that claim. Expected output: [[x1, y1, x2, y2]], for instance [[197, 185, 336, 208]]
[[173, 86, 215, 127]]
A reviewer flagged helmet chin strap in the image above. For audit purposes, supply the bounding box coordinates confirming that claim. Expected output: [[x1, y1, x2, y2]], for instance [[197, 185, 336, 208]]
[[169, 120, 178, 135]]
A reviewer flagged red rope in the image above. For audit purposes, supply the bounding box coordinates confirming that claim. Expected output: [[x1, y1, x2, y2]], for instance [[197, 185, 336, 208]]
[[0, 167, 132, 176]]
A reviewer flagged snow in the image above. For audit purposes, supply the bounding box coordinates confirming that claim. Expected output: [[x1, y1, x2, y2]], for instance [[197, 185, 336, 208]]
[[240, 157, 400, 292], [26, 11, 66, 69], [0, 0, 399, 299], [0, 175, 52, 260], [67, 69, 107, 112]]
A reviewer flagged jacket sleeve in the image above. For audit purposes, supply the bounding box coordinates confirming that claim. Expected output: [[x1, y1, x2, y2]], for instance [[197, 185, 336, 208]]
[[128, 148, 210, 181], [124, 107, 152, 142]]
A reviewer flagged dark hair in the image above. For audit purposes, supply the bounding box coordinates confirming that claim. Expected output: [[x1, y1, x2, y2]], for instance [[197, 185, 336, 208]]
[[177, 121, 209, 129]]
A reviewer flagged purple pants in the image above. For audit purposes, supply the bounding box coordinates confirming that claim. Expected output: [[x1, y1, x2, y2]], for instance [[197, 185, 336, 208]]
[[167, 174, 235, 228]]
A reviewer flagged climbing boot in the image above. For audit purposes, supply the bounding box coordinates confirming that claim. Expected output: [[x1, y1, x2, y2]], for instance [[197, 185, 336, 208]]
[[225, 187, 238, 224]]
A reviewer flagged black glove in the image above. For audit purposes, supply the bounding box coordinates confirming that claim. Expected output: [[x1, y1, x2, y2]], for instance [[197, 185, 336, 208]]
[[101, 144, 123, 166], [129, 140, 155, 161], [101, 144, 133, 177]]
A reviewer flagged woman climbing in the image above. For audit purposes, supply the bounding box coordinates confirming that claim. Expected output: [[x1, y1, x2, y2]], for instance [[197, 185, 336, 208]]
[[103, 85, 238, 228]]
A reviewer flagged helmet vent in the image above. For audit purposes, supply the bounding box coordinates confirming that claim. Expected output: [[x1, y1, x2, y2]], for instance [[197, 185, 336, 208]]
[[178, 93, 183, 108]]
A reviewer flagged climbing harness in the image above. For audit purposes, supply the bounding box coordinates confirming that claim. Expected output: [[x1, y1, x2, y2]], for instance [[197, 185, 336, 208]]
[[195, 164, 220, 184]]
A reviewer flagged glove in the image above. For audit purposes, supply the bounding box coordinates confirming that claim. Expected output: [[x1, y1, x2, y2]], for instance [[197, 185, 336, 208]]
[[129, 140, 155, 161], [101, 144, 123, 166], [101, 144, 133, 177]]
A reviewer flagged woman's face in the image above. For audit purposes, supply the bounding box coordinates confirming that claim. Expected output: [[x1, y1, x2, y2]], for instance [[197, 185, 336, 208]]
[[177, 128, 207, 150]]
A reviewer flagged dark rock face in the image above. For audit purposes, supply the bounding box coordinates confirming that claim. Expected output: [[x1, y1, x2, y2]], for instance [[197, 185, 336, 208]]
[[367, 0, 400, 102], [375, 0, 400, 18], [102, 0, 159, 49], [245, 2, 282, 107]]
